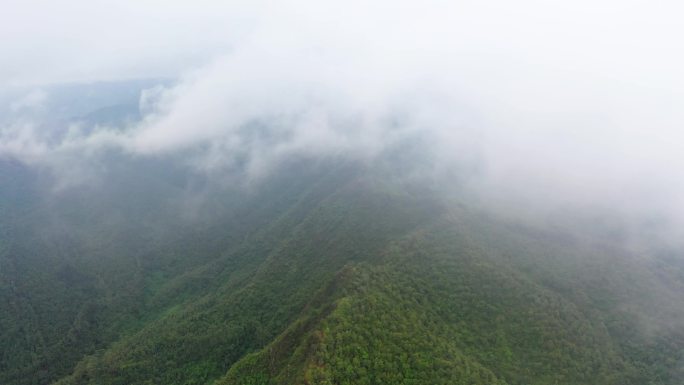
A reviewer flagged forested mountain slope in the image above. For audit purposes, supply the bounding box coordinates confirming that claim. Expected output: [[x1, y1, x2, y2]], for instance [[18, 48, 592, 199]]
[[2, 84, 684, 385], [3, 155, 684, 385], [217, 214, 684, 385]]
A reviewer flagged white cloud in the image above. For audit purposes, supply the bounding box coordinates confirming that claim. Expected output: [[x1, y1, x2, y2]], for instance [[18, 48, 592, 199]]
[[2, 0, 684, 226]]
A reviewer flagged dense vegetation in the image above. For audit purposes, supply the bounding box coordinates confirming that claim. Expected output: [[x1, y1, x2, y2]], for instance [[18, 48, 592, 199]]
[[2, 84, 684, 384], [218, 217, 684, 385], [3, 156, 684, 385]]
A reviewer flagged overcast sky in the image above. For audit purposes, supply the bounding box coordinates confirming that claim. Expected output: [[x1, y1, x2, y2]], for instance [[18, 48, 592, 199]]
[[2, 0, 684, 231], [2, 0, 682, 87]]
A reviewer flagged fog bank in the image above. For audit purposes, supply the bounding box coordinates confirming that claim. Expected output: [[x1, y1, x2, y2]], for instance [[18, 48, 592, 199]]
[[2, 0, 684, 237]]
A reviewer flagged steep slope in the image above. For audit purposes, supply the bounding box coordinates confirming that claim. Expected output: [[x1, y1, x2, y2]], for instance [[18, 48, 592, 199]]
[[0, 157, 398, 384], [216, 218, 671, 385], [50, 164, 441, 385], [3, 156, 684, 385]]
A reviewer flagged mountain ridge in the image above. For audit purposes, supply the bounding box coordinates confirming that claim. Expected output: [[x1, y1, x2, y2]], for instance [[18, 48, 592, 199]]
[[2, 156, 684, 385]]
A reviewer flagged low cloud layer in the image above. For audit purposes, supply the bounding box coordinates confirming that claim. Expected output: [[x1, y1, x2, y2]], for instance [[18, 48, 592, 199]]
[[2, 0, 684, 234]]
